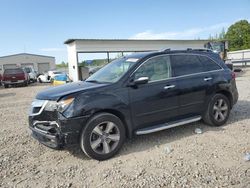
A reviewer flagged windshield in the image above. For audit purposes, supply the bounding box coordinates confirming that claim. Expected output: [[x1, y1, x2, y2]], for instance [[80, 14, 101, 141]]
[[86, 57, 138, 83], [4, 68, 24, 74], [53, 71, 63, 74]]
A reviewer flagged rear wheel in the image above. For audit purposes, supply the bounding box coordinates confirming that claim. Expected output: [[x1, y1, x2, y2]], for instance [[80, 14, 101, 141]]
[[203, 94, 230, 126], [24, 81, 28, 86], [80, 113, 125, 160]]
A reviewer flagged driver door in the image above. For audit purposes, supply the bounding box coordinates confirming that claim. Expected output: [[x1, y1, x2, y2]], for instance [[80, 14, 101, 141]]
[[128, 55, 179, 129]]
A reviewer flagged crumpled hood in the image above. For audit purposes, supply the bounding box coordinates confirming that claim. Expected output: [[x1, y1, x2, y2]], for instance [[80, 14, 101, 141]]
[[36, 81, 108, 101]]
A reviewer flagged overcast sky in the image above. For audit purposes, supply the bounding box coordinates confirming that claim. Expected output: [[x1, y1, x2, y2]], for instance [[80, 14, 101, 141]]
[[0, 0, 249, 63]]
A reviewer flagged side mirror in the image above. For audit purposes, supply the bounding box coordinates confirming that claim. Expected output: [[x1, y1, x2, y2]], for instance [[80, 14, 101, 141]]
[[134, 76, 149, 85]]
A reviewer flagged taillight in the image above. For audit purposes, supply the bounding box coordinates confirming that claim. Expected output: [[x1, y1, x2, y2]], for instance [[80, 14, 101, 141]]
[[231, 71, 236, 79]]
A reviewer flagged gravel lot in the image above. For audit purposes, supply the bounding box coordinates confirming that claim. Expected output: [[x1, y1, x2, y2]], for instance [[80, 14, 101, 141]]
[[0, 70, 250, 188]]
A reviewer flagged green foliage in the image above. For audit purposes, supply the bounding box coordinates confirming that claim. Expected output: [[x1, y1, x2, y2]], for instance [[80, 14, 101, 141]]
[[80, 59, 108, 67], [225, 20, 250, 51], [209, 28, 226, 40], [56, 61, 68, 69]]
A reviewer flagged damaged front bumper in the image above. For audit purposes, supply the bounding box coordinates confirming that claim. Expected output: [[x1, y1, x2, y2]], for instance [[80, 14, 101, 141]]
[[29, 99, 90, 149], [29, 114, 89, 149], [29, 120, 62, 148]]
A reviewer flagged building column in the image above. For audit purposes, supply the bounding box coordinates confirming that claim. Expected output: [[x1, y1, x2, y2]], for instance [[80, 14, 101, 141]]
[[67, 43, 79, 82]]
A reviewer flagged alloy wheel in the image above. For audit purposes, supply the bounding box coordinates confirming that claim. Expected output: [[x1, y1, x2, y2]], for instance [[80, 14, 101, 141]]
[[213, 98, 228, 122], [90, 121, 120, 154]]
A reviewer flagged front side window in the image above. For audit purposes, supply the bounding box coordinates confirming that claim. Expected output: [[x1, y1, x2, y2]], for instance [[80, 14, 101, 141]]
[[171, 54, 203, 77], [134, 55, 172, 82]]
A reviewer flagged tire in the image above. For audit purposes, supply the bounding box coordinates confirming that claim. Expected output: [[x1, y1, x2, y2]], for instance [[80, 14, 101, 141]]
[[24, 81, 28, 86], [38, 78, 42, 83], [80, 113, 126, 160], [4, 84, 9, 88], [203, 93, 230, 126]]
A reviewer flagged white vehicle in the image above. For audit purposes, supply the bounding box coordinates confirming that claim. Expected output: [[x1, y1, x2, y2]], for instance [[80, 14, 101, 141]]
[[24, 67, 37, 83], [37, 70, 64, 83]]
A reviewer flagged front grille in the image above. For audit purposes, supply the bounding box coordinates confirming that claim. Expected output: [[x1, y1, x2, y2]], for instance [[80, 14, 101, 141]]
[[39, 110, 58, 121]]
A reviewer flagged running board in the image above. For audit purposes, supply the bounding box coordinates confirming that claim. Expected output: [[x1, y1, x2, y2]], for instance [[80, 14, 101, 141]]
[[135, 116, 201, 135]]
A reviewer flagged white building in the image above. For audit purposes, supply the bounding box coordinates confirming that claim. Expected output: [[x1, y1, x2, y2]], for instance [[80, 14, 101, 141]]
[[64, 39, 213, 82], [0, 53, 56, 74], [227, 49, 250, 60]]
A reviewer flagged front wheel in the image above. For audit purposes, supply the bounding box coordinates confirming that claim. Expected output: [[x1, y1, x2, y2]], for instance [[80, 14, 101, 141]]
[[203, 94, 230, 126], [80, 113, 125, 160]]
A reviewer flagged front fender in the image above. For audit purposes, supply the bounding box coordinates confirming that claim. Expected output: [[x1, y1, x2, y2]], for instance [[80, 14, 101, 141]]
[[62, 88, 133, 137]]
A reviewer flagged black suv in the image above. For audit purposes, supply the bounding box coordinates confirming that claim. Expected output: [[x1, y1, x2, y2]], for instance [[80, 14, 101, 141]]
[[29, 49, 238, 160]]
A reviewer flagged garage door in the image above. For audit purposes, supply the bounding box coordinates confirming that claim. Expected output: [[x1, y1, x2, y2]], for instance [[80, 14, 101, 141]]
[[3, 64, 17, 69], [38, 63, 50, 74], [21, 63, 34, 68]]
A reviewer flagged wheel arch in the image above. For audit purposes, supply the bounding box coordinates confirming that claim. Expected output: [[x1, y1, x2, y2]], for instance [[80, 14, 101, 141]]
[[215, 90, 233, 109]]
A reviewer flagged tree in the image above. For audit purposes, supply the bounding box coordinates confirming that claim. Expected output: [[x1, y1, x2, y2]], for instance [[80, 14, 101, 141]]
[[218, 28, 226, 40], [225, 20, 250, 51]]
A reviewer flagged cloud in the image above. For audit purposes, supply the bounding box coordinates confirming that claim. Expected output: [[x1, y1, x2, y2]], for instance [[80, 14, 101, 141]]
[[130, 22, 230, 40], [40, 48, 65, 52]]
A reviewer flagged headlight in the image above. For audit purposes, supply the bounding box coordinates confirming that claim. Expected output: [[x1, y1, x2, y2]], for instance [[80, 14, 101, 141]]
[[44, 101, 58, 111], [57, 97, 75, 113]]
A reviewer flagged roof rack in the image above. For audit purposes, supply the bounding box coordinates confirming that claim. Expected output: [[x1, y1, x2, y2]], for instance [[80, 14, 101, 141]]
[[160, 48, 171, 52], [186, 48, 213, 52]]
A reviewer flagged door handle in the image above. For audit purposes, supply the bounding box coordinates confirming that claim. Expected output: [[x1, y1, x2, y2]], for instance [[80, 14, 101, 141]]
[[204, 77, 212, 81], [164, 85, 175, 90]]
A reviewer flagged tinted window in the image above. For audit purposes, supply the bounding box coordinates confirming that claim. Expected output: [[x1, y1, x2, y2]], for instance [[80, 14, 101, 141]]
[[4, 68, 24, 74], [199, 55, 221, 71], [171, 55, 203, 76], [135, 55, 172, 82]]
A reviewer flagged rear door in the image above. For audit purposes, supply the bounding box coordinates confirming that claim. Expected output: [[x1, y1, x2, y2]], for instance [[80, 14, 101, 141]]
[[171, 54, 213, 117], [129, 55, 179, 129]]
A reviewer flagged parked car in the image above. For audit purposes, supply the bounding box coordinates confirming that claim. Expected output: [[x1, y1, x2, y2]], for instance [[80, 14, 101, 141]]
[[29, 49, 238, 160], [0, 73, 2, 86], [24, 66, 37, 83], [37, 70, 64, 83], [52, 73, 71, 86], [2, 68, 29, 88]]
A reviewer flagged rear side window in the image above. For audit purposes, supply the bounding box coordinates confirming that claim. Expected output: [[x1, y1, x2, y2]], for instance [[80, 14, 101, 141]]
[[199, 55, 222, 71], [135, 55, 172, 82], [171, 54, 203, 77], [4, 68, 24, 74]]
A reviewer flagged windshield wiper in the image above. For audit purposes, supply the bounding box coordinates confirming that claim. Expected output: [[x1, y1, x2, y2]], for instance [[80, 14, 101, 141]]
[[85, 80, 100, 83], [86, 80, 112, 84]]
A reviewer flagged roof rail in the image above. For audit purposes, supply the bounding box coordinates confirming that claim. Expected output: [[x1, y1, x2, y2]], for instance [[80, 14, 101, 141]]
[[186, 48, 213, 52], [160, 48, 171, 52]]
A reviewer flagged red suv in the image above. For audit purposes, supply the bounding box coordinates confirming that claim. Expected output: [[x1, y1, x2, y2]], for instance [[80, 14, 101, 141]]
[[2, 68, 29, 88]]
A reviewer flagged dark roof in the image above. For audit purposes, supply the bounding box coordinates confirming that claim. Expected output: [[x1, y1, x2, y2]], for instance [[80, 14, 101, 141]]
[[0, 53, 55, 59], [64, 38, 211, 44], [124, 48, 217, 60]]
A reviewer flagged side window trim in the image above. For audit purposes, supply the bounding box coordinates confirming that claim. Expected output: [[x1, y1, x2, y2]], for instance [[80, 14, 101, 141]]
[[130, 53, 224, 82]]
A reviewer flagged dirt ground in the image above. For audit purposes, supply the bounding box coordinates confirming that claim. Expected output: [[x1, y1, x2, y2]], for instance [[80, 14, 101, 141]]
[[0, 69, 249, 188]]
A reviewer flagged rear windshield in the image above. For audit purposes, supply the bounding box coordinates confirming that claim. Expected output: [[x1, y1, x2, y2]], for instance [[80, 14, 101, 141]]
[[4, 68, 24, 74]]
